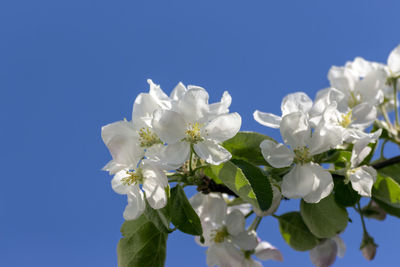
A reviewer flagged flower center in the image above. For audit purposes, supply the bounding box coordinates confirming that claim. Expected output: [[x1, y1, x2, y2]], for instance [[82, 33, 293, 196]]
[[121, 169, 143, 185], [340, 111, 353, 128], [293, 146, 311, 164], [138, 127, 162, 148], [211, 227, 229, 243], [185, 122, 204, 144]]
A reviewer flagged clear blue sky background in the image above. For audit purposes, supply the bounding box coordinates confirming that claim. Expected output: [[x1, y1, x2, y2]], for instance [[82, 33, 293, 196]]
[[1, 1, 400, 266]]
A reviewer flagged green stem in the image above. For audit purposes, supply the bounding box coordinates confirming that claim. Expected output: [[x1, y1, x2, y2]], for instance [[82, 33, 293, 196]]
[[189, 144, 194, 173], [380, 139, 388, 160], [356, 202, 368, 235], [249, 216, 262, 231], [394, 80, 399, 127], [380, 106, 392, 129]]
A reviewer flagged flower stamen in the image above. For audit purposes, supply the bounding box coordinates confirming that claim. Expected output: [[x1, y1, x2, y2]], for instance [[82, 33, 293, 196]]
[[185, 122, 204, 144], [139, 127, 162, 148]]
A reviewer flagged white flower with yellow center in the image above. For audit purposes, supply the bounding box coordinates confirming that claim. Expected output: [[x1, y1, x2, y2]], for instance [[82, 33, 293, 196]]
[[260, 111, 343, 203], [152, 87, 241, 167], [253, 92, 313, 129], [111, 161, 168, 220], [102, 79, 170, 174], [190, 193, 259, 266]]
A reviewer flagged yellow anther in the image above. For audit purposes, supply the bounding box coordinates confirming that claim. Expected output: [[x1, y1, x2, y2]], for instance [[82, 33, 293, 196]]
[[340, 111, 353, 128], [121, 170, 142, 185], [185, 122, 204, 143], [211, 227, 229, 243], [293, 146, 311, 165], [138, 127, 162, 148]]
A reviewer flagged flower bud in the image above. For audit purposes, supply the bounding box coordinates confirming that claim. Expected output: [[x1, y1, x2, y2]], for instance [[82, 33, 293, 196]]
[[360, 234, 377, 261], [362, 200, 386, 221]]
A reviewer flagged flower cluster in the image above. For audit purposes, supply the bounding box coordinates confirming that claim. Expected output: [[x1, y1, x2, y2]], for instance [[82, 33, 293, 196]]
[[103, 44, 400, 267], [102, 80, 241, 220]]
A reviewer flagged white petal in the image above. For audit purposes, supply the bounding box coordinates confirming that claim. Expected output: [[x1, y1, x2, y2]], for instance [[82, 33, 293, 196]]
[[200, 193, 228, 225], [170, 82, 187, 101], [209, 91, 232, 117], [123, 185, 145, 220], [309, 239, 338, 267], [253, 110, 281, 128], [142, 165, 168, 209], [149, 142, 190, 170], [310, 88, 346, 118], [102, 160, 126, 174], [206, 243, 244, 267], [303, 163, 334, 203], [388, 44, 400, 75], [111, 170, 131, 194], [152, 109, 186, 143], [281, 92, 313, 116], [230, 230, 258, 251], [280, 112, 311, 148], [203, 113, 241, 143], [132, 93, 160, 129], [351, 103, 377, 129], [328, 65, 356, 93], [147, 79, 171, 109], [255, 241, 284, 262], [348, 166, 376, 197], [178, 87, 210, 122], [194, 140, 232, 165], [281, 164, 315, 199], [350, 131, 381, 167], [332, 236, 346, 258], [190, 192, 206, 215], [260, 139, 294, 168], [355, 69, 386, 106], [309, 124, 344, 156], [225, 210, 245, 236], [101, 121, 143, 169]]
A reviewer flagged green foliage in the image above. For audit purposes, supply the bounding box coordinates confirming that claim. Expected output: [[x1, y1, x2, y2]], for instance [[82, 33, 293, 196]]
[[300, 194, 348, 238], [378, 163, 400, 184], [372, 173, 400, 218], [144, 201, 172, 233], [222, 131, 274, 165], [170, 185, 203, 235], [231, 159, 273, 211], [333, 176, 360, 207], [277, 212, 319, 251], [204, 161, 258, 209], [117, 214, 168, 267], [319, 150, 351, 169]]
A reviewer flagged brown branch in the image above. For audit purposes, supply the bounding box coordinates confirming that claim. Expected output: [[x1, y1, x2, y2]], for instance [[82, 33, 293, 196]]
[[372, 155, 400, 170]]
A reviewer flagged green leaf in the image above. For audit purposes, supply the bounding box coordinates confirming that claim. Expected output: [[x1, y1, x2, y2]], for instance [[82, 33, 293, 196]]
[[222, 131, 274, 165], [144, 200, 172, 233], [170, 185, 203, 235], [372, 173, 400, 218], [300, 194, 348, 238], [378, 163, 400, 185], [117, 215, 168, 267], [319, 150, 351, 169], [333, 176, 360, 207], [231, 159, 273, 211], [204, 161, 258, 207], [277, 212, 319, 251]]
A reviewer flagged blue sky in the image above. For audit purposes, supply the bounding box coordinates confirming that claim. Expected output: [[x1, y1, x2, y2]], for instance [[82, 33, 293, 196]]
[[1, 0, 400, 266]]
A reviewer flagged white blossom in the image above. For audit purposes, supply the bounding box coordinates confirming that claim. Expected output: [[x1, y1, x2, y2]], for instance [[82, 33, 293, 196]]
[[152, 86, 241, 167], [309, 236, 346, 267], [260, 111, 343, 203], [254, 92, 313, 128], [111, 161, 168, 220]]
